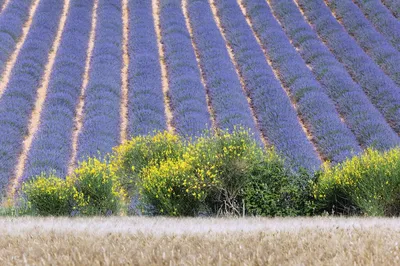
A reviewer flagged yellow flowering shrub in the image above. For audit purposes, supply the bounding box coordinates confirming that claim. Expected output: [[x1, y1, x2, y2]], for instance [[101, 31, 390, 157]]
[[22, 173, 79, 216], [72, 158, 127, 216], [111, 131, 184, 196], [139, 128, 267, 216], [314, 148, 400, 216]]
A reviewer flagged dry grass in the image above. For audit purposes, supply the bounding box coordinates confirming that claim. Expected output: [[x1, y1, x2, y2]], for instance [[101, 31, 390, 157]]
[[0, 217, 399, 265]]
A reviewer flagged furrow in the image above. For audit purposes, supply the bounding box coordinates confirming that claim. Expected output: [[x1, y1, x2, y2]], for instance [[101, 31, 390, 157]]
[[152, 0, 174, 133], [120, 0, 129, 143]]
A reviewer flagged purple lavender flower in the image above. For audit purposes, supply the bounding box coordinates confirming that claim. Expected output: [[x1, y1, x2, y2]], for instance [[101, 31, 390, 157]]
[[0, 0, 33, 74], [22, 1, 94, 182], [297, 0, 400, 136], [77, 0, 122, 162], [128, 0, 167, 136], [326, 0, 400, 87], [353, 0, 400, 52], [262, 0, 400, 150], [0, 0, 63, 194], [159, 0, 211, 137], [215, 0, 361, 164]]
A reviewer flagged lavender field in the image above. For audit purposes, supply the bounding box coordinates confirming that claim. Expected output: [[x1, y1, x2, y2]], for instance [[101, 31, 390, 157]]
[[0, 0, 400, 198]]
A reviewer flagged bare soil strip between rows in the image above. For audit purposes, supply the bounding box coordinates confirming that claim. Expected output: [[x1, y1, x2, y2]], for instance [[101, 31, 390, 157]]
[[68, 0, 98, 176], [208, 0, 268, 148], [10, 0, 71, 197], [120, 0, 129, 144], [0, 0, 41, 99], [152, 0, 174, 133], [238, 0, 324, 161], [181, 0, 217, 131], [0, 0, 10, 14]]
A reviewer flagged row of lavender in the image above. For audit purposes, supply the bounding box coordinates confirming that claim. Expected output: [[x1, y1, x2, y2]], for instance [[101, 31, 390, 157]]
[[158, 0, 211, 136], [127, 0, 166, 136], [76, 0, 123, 161], [185, 0, 258, 138], [201, 0, 321, 170], [326, 0, 400, 88], [22, 0, 94, 181], [381, 0, 400, 19], [0, 0, 63, 194], [216, 0, 361, 163], [0, 0, 32, 76], [296, 0, 400, 136], [257, 0, 400, 150], [353, 0, 400, 52]]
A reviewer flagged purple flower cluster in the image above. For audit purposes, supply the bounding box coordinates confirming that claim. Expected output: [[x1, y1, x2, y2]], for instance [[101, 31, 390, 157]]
[[127, 0, 166, 136], [159, 0, 211, 137], [0, 0, 33, 74], [297, 0, 400, 135], [219, 0, 361, 163], [264, 0, 400, 150], [381, 0, 400, 19], [326, 0, 400, 87], [22, 1, 94, 182], [186, 0, 259, 138], [77, 0, 122, 162], [0, 0, 63, 194], [206, 0, 320, 170], [353, 0, 400, 52]]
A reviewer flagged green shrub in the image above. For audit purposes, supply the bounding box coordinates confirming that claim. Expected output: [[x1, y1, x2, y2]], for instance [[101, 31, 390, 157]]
[[187, 129, 264, 215], [22, 174, 78, 216], [314, 148, 400, 216], [72, 158, 127, 216], [244, 160, 314, 216], [111, 132, 185, 196], [138, 128, 305, 217]]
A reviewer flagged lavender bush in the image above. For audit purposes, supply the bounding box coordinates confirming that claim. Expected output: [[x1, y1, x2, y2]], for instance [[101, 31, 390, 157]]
[[353, 0, 400, 52], [77, 0, 122, 162], [159, 0, 211, 136], [297, 0, 400, 136], [198, 0, 320, 171], [22, 0, 94, 182], [214, 0, 360, 164], [326, 0, 400, 87], [381, 0, 400, 19], [0, 0, 63, 195], [0, 0, 33, 75], [262, 0, 400, 150], [127, 0, 166, 136], [186, 0, 258, 138]]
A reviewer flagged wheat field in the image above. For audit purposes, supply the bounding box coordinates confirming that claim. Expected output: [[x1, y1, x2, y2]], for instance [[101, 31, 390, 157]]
[[0, 217, 399, 265]]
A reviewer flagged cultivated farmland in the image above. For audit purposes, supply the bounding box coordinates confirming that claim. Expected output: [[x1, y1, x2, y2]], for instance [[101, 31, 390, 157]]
[[0, 0, 400, 199]]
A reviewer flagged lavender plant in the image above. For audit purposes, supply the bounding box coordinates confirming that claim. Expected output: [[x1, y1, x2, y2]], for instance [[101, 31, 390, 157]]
[[326, 0, 400, 87], [214, 0, 360, 164], [22, 0, 94, 182], [297, 0, 400, 135], [128, 0, 166, 136], [77, 0, 122, 162], [381, 0, 400, 19], [353, 0, 400, 52], [159, 0, 211, 136], [0, 0, 63, 195], [0, 0, 33, 75], [186, 0, 258, 138], [260, 0, 400, 150]]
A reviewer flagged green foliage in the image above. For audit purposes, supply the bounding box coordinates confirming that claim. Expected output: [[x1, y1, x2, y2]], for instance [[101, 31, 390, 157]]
[[72, 158, 127, 216], [314, 148, 400, 216], [138, 128, 309, 216], [111, 132, 184, 195], [22, 173, 77, 216], [244, 162, 315, 216]]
